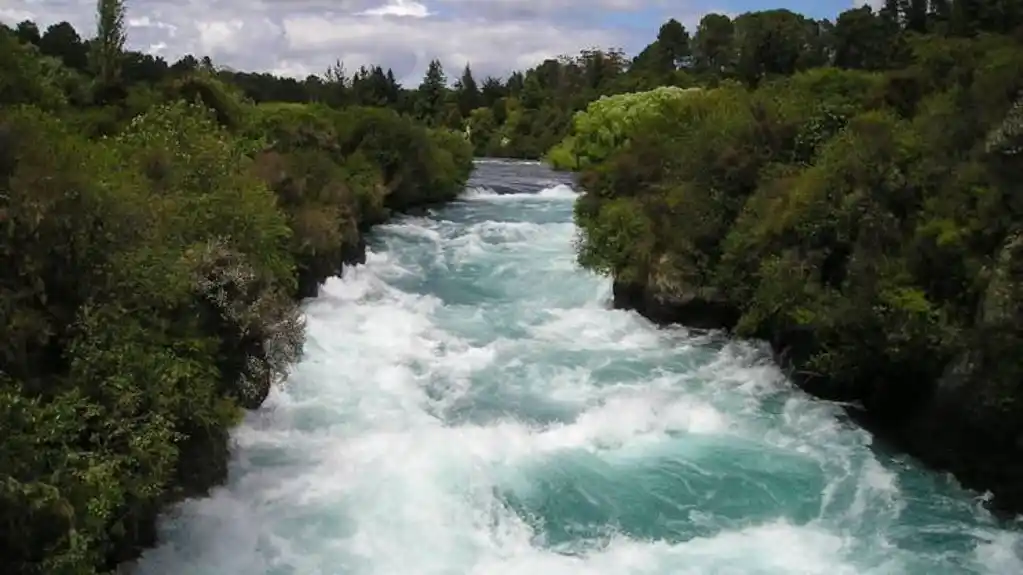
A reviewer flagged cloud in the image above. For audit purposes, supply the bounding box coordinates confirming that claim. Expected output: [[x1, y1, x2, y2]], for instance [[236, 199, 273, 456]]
[[358, 0, 431, 18], [2, 0, 715, 85]]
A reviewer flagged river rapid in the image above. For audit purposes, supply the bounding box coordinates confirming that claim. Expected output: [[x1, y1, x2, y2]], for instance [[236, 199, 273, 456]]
[[134, 159, 1022, 574]]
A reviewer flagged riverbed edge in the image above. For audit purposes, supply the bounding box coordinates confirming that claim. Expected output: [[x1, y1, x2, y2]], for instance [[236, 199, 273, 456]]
[[611, 278, 1023, 520]]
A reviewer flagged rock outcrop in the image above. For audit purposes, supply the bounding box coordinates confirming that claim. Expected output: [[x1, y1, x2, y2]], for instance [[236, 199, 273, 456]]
[[899, 232, 1023, 513], [612, 254, 741, 330]]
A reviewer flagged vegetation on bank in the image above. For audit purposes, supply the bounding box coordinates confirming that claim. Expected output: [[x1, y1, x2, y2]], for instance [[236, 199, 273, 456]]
[[0, 3, 471, 572], [561, 2, 1023, 510]]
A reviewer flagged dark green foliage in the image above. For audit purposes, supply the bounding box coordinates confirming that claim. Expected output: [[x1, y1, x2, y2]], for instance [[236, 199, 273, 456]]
[[0, 15, 472, 574]]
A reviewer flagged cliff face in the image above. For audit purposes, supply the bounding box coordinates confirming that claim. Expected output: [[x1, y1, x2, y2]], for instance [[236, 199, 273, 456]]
[[898, 233, 1023, 512], [613, 233, 1023, 515]]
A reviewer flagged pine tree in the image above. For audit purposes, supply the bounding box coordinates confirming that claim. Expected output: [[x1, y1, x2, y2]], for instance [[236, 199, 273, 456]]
[[415, 59, 447, 126], [455, 63, 481, 117], [323, 59, 348, 107], [906, 0, 929, 31], [656, 18, 692, 69], [385, 68, 400, 105]]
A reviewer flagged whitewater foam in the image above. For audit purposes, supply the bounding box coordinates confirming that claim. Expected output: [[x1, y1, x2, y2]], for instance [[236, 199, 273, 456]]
[[463, 183, 578, 201]]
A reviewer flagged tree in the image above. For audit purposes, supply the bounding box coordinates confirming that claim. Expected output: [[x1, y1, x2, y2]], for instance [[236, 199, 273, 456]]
[[415, 59, 447, 126], [733, 9, 817, 87], [906, 0, 929, 31], [384, 68, 400, 105], [455, 63, 481, 118], [322, 59, 348, 107], [14, 20, 40, 45], [506, 71, 524, 94], [39, 22, 88, 71], [171, 54, 199, 74], [832, 6, 896, 70], [90, 0, 126, 96], [693, 13, 735, 76], [657, 18, 692, 69], [480, 76, 506, 107]]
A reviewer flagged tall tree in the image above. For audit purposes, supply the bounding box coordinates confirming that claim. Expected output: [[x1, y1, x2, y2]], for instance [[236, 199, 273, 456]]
[[930, 0, 952, 24], [323, 59, 348, 107], [733, 10, 813, 87], [832, 6, 895, 70], [657, 18, 692, 69], [693, 13, 735, 75], [480, 76, 506, 107], [91, 0, 126, 93], [906, 0, 929, 31], [415, 59, 447, 126], [384, 68, 400, 105], [39, 21, 89, 71], [14, 20, 40, 45], [455, 63, 481, 117]]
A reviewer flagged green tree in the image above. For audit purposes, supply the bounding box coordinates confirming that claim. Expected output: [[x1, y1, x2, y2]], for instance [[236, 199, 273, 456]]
[[14, 20, 40, 45], [657, 18, 692, 69], [693, 13, 735, 76], [832, 6, 896, 70], [415, 58, 447, 126], [733, 9, 818, 87], [90, 0, 126, 98], [39, 22, 88, 71], [455, 63, 481, 118]]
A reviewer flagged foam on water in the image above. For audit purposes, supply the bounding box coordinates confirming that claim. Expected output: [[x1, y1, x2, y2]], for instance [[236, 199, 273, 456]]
[[133, 163, 1022, 575], [462, 184, 579, 201]]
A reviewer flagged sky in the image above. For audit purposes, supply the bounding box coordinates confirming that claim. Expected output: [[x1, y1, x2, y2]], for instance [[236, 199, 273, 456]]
[[1, 0, 872, 85]]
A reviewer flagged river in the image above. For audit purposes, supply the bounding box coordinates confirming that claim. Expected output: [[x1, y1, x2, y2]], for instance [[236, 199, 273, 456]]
[[134, 159, 1022, 574]]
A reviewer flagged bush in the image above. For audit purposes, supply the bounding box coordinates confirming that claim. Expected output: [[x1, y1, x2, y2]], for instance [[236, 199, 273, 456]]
[[244, 102, 473, 297]]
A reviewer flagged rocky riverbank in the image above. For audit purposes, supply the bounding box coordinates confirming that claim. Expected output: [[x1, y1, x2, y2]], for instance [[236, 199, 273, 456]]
[[610, 234, 1023, 516]]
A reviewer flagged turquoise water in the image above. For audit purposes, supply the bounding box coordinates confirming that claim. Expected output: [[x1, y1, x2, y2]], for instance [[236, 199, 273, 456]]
[[134, 160, 1022, 574]]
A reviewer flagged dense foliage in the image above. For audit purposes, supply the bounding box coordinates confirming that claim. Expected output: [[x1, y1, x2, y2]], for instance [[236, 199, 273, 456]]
[[564, 2, 1023, 511], [0, 6, 471, 573]]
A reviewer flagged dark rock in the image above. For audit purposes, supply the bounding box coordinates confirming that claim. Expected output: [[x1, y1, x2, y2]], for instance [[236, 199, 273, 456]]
[[340, 231, 368, 268], [295, 267, 321, 300], [898, 337, 1023, 516], [611, 279, 740, 330], [894, 233, 1023, 515]]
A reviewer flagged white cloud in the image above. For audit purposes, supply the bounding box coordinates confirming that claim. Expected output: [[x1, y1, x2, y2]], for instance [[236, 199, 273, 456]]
[[358, 0, 431, 17], [3, 0, 712, 84]]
